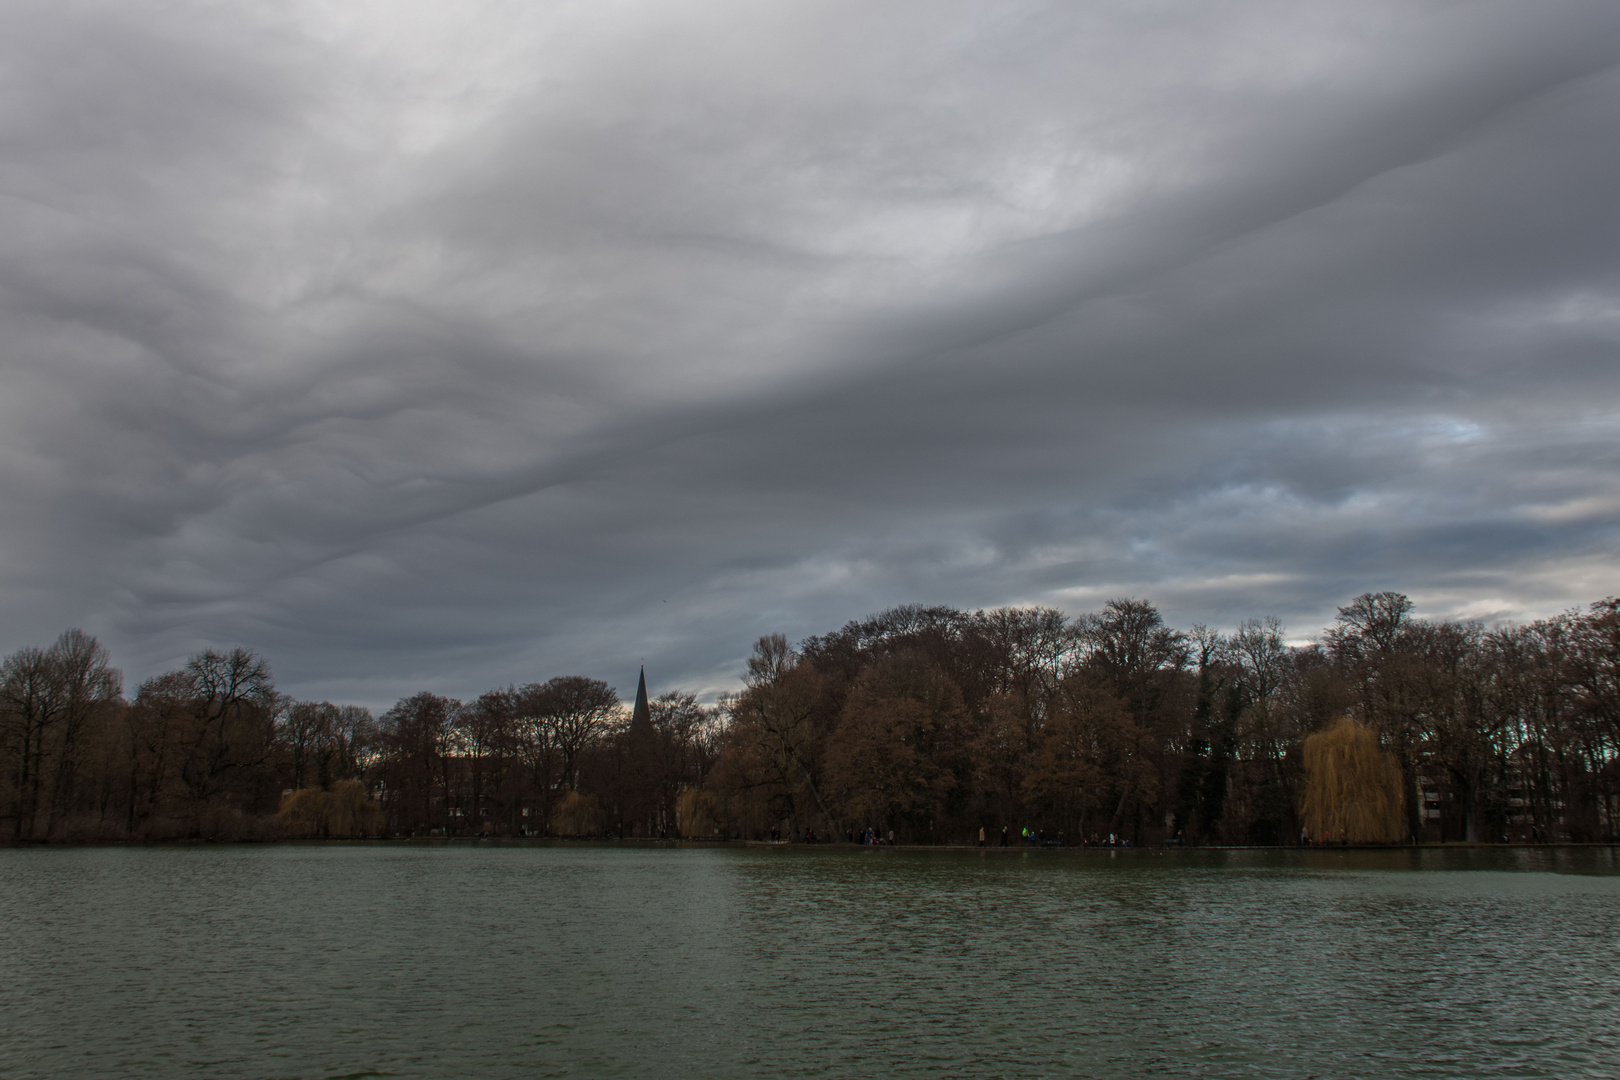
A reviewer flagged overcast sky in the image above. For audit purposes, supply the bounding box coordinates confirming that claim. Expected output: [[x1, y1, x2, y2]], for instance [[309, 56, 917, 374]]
[[3, 1, 1618, 706]]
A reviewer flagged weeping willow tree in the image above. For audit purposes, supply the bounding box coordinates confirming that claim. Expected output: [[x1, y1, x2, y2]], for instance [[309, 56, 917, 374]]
[[676, 786, 718, 837], [278, 780, 385, 838], [1299, 717, 1407, 844], [553, 790, 603, 836]]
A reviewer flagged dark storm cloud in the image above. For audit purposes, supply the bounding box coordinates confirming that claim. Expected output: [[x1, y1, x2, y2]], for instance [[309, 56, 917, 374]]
[[2, 1, 1618, 705]]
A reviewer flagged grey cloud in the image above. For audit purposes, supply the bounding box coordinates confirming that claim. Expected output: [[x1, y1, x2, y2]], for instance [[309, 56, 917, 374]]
[[1, 1, 1618, 707]]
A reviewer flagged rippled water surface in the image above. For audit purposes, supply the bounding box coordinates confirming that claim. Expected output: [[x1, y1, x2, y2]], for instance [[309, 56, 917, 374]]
[[2, 845, 1618, 1078]]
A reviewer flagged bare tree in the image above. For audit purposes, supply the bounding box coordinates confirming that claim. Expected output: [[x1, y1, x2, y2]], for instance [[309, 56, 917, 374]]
[[378, 692, 456, 834], [729, 634, 834, 830], [1, 645, 65, 839], [281, 701, 334, 792], [0, 630, 119, 839], [539, 676, 619, 792], [176, 648, 278, 830], [43, 630, 121, 835]]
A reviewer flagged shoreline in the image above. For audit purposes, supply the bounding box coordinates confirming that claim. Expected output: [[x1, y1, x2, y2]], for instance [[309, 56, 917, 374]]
[[4, 837, 1617, 852]]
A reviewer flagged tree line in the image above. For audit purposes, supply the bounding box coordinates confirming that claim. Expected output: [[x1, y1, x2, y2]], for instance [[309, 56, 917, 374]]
[[2, 592, 1616, 844]]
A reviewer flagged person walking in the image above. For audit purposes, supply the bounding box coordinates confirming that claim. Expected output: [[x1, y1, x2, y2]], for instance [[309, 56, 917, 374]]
[[1000, 825, 1008, 847], [978, 826, 986, 847]]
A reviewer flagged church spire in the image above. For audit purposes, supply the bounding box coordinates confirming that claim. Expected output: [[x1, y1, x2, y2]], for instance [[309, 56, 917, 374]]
[[630, 665, 651, 731]]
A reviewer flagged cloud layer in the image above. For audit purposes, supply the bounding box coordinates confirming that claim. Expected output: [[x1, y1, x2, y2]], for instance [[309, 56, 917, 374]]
[[3, 1, 1619, 704]]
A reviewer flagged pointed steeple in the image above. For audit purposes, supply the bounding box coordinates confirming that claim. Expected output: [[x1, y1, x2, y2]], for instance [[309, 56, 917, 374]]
[[630, 665, 651, 731]]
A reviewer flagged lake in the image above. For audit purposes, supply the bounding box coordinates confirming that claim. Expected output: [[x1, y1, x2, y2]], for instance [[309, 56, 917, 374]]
[[2, 845, 1617, 1078]]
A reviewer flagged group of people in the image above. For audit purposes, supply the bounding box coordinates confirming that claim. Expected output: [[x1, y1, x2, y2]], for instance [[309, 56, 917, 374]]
[[778, 825, 1134, 846], [977, 825, 1060, 847], [976, 826, 1131, 847], [784, 826, 899, 844]]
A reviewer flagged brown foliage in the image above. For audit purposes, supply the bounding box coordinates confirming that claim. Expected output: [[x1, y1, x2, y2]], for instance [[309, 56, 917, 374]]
[[1022, 679, 1118, 826], [278, 780, 385, 838], [6, 591, 1618, 846], [822, 651, 967, 838], [719, 636, 835, 829], [675, 786, 719, 837], [1299, 717, 1407, 844], [553, 790, 603, 836]]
